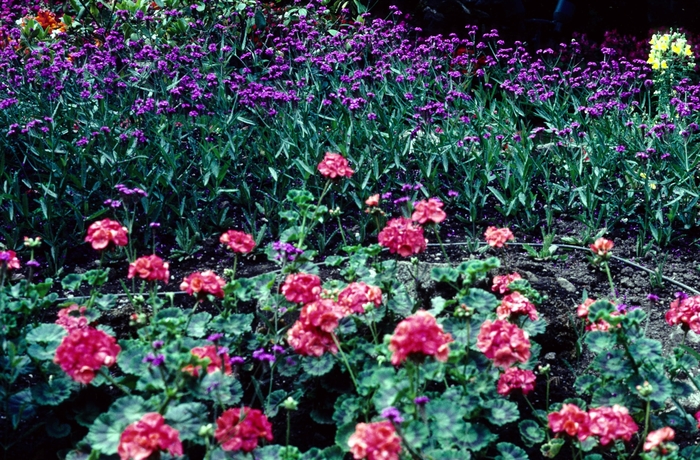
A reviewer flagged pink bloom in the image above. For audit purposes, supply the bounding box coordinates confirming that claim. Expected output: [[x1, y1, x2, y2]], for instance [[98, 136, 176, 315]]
[[644, 427, 675, 452], [377, 217, 427, 257], [695, 410, 700, 429], [497, 367, 536, 396], [338, 282, 382, 315], [287, 299, 343, 357], [216, 407, 273, 452], [587, 405, 638, 446], [365, 194, 380, 206], [220, 230, 256, 253], [0, 250, 20, 270], [54, 327, 121, 384], [576, 298, 596, 318], [411, 198, 446, 225], [476, 319, 531, 368], [85, 219, 128, 250], [576, 298, 618, 332], [281, 273, 322, 304], [491, 273, 522, 294], [589, 238, 614, 257], [317, 152, 354, 179], [348, 421, 402, 460], [497, 292, 538, 321], [128, 255, 170, 283], [548, 404, 590, 440], [665, 295, 700, 334], [180, 270, 226, 300], [388, 311, 453, 365], [118, 413, 183, 460], [182, 345, 232, 377], [55, 304, 89, 332], [484, 226, 515, 248]]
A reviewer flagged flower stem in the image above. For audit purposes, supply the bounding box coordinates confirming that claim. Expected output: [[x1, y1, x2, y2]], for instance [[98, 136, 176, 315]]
[[99, 368, 130, 395], [432, 226, 451, 264], [331, 333, 358, 390], [603, 262, 617, 302]]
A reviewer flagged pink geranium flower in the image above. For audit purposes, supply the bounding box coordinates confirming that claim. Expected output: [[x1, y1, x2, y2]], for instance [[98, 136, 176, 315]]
[[411, 198, 446, 225], [118, 413, 183, 460], [317, 152, 354, 179], [587, 405, 638, 446], [484, 226, 515, 248], [388, 310, 453, 365], [180, 270, 226, 300], [54, 327, 121, 384], [55, 304, 89, 332], [665, 295, 700, 334], [128, 255, 170, 283], [0, 250, 20, 270], [337, 282, 382, 315], [476, 319, 531, 368], [85, 219, 128, 250], [287, 299, 343, 357], [182, 345, 232, 377], [220, 230, 256, 253], [497, 367, 536, 396], [589, 237, 614, 257], [491, 272, 522, 294], [215, 407, 273, 452], [377, 217, 427, 257], [348, 421, 402, 460], [644, 427, 675, 452], [497, 292, 538, 321], [281, 273, 322, 304], [365, 194, 380, 206], [548, 404, 590, 440]]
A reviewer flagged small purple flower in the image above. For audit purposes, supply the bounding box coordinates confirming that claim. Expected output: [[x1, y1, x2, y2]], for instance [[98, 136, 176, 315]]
[[381, 407, 404, 424], [217, 346, 229, 356], [381, 192, 392, 199], [26, 260, 40, 268], [414, 396, 430, 405], [393, 196, 410, 205], [229, 356, 245, 365], [253, 348, 276, 363], [647, 293, 660, 302], [143, 353, 165, 367], [615, 145, 626, 153], [150, 222, 161, 228], [272, 345, 285, 354], [447, 190, 459, 198], [675, 292, 689, 301], [152, 340, 164, 349], [207, 333, 224, 342]]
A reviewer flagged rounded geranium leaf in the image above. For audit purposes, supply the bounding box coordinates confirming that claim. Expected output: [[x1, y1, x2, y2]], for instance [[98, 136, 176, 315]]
[[302, 353, 335, 376], [85, 396, 154, 454], [496, 442, 528, 460], [483, 399, 520, 426], [459, 289, 499, 316], [462, 422, 497, 452], [165, 402, 208, 442], [31, 376, 75, 406], [594, 349, 633, 379], [519, 420, 545, 447], [26, 323, 67, 361], [333, 395, 362, 426], [584, 331, 617, 354]]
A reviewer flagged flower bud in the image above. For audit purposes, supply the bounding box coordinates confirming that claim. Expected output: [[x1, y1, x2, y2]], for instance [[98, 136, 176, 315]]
[[637, 381, 654, 398], [282, 397, 298, 411], [198, 423, 214, 437]]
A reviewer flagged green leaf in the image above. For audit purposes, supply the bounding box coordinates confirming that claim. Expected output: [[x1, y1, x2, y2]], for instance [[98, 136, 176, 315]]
[[26, 324, 67, 361], [85, 396, 153, 454], [211, 313, 254, 336], [431, 266, 460, 283], [423, 448, 469, 460], [629, 338, 663, 367], [574, 375, 598, 395], [519, 419, 545, 447], [197, 370, 243, 405], [116, 340, 150, 375], [333, 395, 362, 426], [46, 414, 71, 438], [594, 349, 633, 379], [335, 422, 356, 452], [372, 377, 409, 410], [591, 383, 629, 407], [265, 389, 288, 418], [496, 442, 528, 460], [165, 402, 207, 442], [587, 300, 616, 322], [61, 273, 84, 291], [94, 294, 117, 310], [482, 399, 519, 426], [8, 389, 36, 428], [386, 283, 413, 316], [522, 318, 546, 337], [461, 423, 497, 452], [541, 438, 565, 458], [186, 312, 212, 338], [633, 372, 673, 404], [31, 376, 75, 406], [324, 255, 345, 267], [302, 353, 335, 376], [301, 446, 345, 460], [584, 331, 616, 354], [460, 289, 499, 316], [402, 420, 429, 449]]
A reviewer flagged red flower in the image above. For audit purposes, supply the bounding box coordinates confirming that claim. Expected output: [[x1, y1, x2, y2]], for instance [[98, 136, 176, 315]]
[[576, 298, 619, 332], [587, 405, 638, 446], [695, 410, 700, 429], [55, 304, 89, 332], [287, 299, 343, 357], [497, 367, 536, 396], [644, 427, 675, 452], [54, 327, 121, 384], [338, 282, 382, 315], [0, 250, 20, 270], [317, 152, 354, 179], [182, 345, 232, 377], [215, 407, 273, 452], [128, 255, 170, 283], [665, 295, 700, 334], [220, 230, 256, 253], [348, 421, 402, 460], [388, 310, 453, 365], [548, 404, 590, 440], [85, 219, 129, 250], [118, 413, 183, 460], [491, 273, 522, 294], [484, 226, 515, 248], [281, 273, 322, 304], [497, 292, 538, 321], [180, 270, 226, 300], [377, 217, 427, 257], [576, 298, 596, 318], [476, 319, 531, 368], [365, 194, 380, 206], [589, 237, 614, 257], [411, 198, 446, 225]]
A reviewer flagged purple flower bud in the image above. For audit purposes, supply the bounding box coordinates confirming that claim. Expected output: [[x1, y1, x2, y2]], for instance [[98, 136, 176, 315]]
[[414, 396, 430, 405], [229, 356, 245, 365], [646, 293, 660, 302], [152, 340, 164, 349], [381, 407, 404, 424], [207, 333, 224, 342]]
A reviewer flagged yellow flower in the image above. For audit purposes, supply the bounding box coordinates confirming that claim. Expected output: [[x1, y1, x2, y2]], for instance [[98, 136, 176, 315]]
[[640, 172, 647, 179], [661, 60, 668, 69], [650, 183, 657, 190]]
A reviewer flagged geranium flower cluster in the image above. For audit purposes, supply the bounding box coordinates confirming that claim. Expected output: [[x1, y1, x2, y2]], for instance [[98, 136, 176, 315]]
[[337, 282, 382, 315], [317, 152, 354, 179], [55, 304, 89, 332], [484, 226, 515, 248], [0, 250, 20, 269], [665, 294, 700, 334], [180, 270, 226, 300], [84, 219, 128, 250], [377, 217, 427, 257], [220, 230, 256, 253], [388, 310, 453, 365], [182, 345, 232, 377], [128, 255, 170, 283], [411, 198, 446, 225], [215, 407, 273, 452], [497, 291, 538, 321], [491, 272, 522, 294], [348, 421, 402, 460], [589, 237, 614, 258], [497, 367, 536, 396], [577, 298, 621, 332], [548, 403, 638, 446], [476, 319, 531, 368], [118, 413, 183, 460], [281, 273, 322, 304], [54, 326, 121, 384], [287, 299, 342, 357]]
